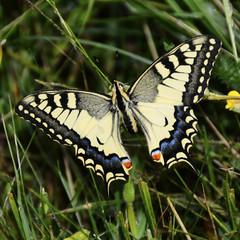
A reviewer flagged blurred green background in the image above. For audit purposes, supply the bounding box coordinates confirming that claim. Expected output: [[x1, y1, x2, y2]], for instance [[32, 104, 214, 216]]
[[0, 0, 240, 239]]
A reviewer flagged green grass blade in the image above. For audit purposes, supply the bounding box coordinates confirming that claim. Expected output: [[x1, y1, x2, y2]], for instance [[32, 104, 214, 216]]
[[64, 229, 90, 240], [137, 210, 147, 239], [118, 211, 131, 240], [138, 181, 156, 237], [87, 207, 99, 237], [223, 0, 238, 61], [8, 193, 25, 239], [222, 180, 237, 232], [127, 203, 138, 239]]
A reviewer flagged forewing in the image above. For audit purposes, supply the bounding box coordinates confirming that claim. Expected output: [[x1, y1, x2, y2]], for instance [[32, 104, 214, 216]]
[[128, 35, 221, 105], [16, 90, 132, 192], [128, 35, 221, 169]]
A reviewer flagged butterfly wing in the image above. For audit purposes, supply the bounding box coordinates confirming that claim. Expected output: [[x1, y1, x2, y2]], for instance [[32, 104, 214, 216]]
[[16, 90, 132, 192], [128, 35, 221, 169]]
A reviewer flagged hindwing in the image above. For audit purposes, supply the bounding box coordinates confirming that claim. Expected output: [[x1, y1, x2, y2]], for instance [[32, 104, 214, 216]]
[[128, 35, 221, 169], [15, 90, 132, 192]]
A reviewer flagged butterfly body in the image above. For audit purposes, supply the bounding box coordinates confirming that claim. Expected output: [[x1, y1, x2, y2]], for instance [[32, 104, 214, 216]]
[[16, 35, 222, 192], [112, 81, 138, 134]]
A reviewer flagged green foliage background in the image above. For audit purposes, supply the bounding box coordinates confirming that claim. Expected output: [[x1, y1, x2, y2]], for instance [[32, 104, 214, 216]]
[[0, 0, 240, 239]]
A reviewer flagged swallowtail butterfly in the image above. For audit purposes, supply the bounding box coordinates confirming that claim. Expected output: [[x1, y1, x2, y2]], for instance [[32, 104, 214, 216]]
[[16, 35, 221, 193]]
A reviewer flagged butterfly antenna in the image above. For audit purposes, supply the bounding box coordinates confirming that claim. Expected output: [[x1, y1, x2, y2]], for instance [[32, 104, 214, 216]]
[[114, 51, 119, 81], [94, 57, 113, 86]]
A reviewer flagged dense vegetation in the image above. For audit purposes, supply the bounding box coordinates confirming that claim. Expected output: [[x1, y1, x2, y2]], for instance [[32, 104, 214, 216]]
[[1, 0, 240, 239]]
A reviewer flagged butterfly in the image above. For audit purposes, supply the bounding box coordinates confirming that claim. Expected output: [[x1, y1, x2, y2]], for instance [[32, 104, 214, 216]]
[[16, 35, 221, 193]]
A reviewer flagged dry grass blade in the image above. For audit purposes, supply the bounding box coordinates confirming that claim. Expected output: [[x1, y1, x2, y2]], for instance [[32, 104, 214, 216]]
[[166, 197, 192, 240]]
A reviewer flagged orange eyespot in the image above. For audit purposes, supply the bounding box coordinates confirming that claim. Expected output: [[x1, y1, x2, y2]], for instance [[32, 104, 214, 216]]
[[122, 159, 132, 169], [152, 150, 161, 161]]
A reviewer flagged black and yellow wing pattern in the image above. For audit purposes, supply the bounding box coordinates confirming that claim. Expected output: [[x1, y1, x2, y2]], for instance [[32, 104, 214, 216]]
[[16, 35, 221, 192], [16, 90, 132, 191], [128, 35, 221, 169]]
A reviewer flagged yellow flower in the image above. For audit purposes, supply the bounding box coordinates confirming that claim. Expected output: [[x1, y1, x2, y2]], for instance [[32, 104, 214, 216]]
[[225, 90, 240, 112]]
